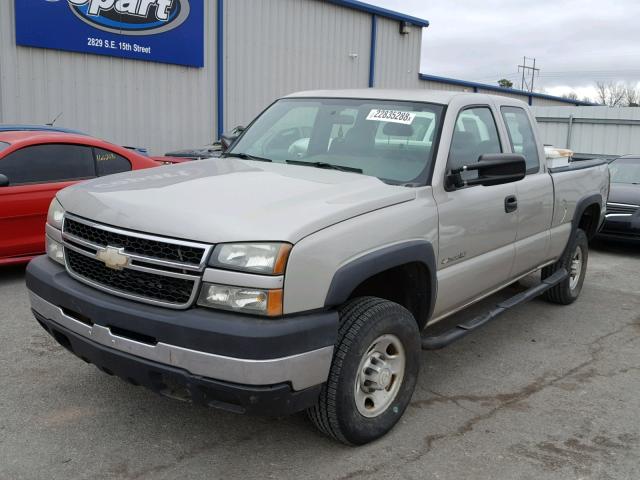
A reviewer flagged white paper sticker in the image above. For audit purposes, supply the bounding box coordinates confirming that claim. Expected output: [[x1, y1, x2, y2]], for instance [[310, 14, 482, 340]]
[[366, 109, 416, 125]]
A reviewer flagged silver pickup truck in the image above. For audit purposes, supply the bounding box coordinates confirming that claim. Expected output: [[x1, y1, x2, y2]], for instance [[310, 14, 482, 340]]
[[26, 90, 610, 445]]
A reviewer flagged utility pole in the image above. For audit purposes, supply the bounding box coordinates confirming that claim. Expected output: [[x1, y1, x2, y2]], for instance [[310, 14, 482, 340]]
[[518, 57, 540, 92]]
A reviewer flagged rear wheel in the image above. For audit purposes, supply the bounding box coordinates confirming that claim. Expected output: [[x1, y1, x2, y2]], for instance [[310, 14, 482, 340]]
[[307, 297, 420, 445], [542, 229, 589, 305]]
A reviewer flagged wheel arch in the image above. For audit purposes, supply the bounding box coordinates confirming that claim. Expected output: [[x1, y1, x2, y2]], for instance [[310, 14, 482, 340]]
[[324, 240, 437, 330], [572, 193, 603, 241]]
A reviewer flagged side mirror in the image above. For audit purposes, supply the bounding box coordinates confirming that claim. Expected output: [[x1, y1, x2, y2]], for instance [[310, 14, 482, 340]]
[[220, 125, 245, 151], [448, 153, 526, 189], [0, 174, 9, 187]]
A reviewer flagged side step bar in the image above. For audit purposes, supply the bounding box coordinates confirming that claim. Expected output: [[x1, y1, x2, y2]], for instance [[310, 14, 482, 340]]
[[421, 268, 568, 350]]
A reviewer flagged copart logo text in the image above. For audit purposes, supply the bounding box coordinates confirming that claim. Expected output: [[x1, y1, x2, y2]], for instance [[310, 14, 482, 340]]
[[67, 0, 191, 35]]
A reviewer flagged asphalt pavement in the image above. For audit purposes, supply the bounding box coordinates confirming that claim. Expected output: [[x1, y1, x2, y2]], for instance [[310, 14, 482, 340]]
[[1, 240, 639, 480]]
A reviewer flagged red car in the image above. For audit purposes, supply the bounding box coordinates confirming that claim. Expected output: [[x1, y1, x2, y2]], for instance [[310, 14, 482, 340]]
[[0, 131, 160, 266]]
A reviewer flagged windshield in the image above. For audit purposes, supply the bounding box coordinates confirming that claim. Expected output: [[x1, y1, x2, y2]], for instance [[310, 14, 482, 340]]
[[229, 98, 444, 184], [609, 158, 640, 184], [0, 141, 9, 153]]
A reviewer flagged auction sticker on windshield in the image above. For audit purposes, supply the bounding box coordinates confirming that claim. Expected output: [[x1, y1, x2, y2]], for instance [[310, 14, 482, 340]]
[[366, 109, 416, 125]]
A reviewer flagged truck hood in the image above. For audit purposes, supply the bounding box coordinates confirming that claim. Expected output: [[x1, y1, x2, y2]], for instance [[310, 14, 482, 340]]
[[57, 159, 415, 244]]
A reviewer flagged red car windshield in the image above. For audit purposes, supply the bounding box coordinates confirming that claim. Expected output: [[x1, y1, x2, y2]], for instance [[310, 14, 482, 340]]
[[0, 141, 9, 152]]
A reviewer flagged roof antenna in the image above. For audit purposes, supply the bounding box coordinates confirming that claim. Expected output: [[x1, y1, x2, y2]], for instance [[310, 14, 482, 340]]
[[47, 112, 63, 126]]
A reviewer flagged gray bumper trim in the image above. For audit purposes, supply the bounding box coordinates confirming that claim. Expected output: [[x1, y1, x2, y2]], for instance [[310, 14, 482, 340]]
[[29, 292, 332, 391]]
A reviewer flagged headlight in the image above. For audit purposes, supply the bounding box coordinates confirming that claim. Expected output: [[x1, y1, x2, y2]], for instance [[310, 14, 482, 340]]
[[47, 198, 65, 230], [197, 283, 283, 316], [209, 243, 291, 275], [46, 235, 65, 265]]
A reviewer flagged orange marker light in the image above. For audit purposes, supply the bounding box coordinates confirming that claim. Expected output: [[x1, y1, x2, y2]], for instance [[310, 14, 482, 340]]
[[267, 289, 284, 317], [273, 244, 292, 275]]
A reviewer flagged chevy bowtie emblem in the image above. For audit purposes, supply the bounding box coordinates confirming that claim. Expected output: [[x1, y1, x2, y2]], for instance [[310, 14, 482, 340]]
[[96, 246, 130, 271]]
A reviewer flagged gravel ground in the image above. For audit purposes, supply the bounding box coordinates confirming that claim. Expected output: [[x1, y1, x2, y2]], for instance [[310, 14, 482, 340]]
[[1, 240, 639, 480]]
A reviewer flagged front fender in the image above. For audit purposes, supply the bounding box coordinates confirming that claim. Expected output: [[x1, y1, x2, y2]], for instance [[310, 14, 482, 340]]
[[324, 240, 437, 318]]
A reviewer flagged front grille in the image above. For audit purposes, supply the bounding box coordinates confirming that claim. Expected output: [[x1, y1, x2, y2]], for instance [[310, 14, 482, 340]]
[[61, 215, 211, 309], [67, 250, 195, 305], [64, 218, 205, 266], [606, 203, 639, 215]]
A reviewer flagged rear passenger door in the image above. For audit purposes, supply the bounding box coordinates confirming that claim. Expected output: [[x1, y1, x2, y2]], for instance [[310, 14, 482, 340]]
[[0, 144, 95, 260], [433, 106, 518, 318], [500, 106, 554, 275]]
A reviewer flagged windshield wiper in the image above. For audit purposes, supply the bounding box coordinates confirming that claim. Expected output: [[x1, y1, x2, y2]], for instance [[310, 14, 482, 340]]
[[286, 160, 362, 173], [224, 152, 272, 162]]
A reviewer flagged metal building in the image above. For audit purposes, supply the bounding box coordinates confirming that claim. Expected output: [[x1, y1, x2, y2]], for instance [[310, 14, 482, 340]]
[[0, 0, 591, 154], [532, 106, 640, 159]]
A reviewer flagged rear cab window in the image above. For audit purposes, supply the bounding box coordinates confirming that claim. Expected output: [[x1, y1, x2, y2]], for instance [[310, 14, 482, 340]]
[[501, 106, 540, 173]]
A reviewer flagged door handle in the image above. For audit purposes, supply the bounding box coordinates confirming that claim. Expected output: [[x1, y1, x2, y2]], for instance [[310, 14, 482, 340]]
[[504, 195, 518, 213]]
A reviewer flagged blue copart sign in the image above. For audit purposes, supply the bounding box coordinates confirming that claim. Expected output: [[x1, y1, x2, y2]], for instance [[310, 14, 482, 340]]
[[15, 0, 204, 68]]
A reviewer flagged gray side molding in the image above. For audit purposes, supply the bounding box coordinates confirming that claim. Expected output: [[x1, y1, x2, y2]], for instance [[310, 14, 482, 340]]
[[324, 240, 437, 316]]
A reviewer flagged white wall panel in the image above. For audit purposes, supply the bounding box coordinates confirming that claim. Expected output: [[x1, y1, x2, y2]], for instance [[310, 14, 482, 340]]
[[532, 106, 640, 155], [418, 80, 469, 92], [223, 0, 371, 129], [374, 18, 422, 89], [531, 96, 575, 107], [0, 1, 216, 155], [477, 88, 529, 102]]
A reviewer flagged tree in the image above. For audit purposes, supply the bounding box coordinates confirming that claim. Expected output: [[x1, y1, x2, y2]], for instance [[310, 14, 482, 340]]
[[562, 92, 579, 101], [625, 85, 639, 107], [497, 78, 513, 88], [595, 81, 626, 107]]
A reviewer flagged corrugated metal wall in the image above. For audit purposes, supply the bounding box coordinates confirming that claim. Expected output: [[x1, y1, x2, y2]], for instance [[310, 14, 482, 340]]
[[477, 88, 527, 101], [532, 106, 640, 156], [0, 1, 216, 155], [530, 96, 570, 107], [0, 0, 586, 153], [374, 18, 422, 89], [417, 80, 468, 92], [223, 0, 372, 129]]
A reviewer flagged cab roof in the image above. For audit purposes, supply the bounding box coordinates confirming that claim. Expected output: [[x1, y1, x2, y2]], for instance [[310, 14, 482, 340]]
[[286, 88, 527, 106]]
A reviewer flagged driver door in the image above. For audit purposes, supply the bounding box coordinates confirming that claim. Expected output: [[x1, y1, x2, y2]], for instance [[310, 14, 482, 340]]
[[432, 105, 518, 319]]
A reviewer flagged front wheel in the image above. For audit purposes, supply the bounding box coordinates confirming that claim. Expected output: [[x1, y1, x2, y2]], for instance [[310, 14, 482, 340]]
[[542, 228, 589, 305], [307, 297, 420, 445]]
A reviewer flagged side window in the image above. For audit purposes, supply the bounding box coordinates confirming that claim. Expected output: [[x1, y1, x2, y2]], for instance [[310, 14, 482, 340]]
[[0, 144, 95, 185], [94, 148, 132, 176], [501, 106, 540, 172], [449, 107, 502, 180]]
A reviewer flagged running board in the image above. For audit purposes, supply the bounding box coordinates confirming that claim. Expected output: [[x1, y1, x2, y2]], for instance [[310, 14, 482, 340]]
[[421, 268, 568, 350]]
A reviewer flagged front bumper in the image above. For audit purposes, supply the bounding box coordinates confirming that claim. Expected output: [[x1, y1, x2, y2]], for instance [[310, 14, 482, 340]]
[[26, 256, 338, 415], [598, 214, 640, 241]]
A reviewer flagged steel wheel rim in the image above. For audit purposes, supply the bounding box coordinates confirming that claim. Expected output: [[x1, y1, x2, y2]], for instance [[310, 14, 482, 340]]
[[354, 334, 406, 418], [569, 245, 583, 290]]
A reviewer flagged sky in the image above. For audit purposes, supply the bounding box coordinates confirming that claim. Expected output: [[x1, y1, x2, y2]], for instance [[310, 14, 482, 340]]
[[367, 0, 640, 100]]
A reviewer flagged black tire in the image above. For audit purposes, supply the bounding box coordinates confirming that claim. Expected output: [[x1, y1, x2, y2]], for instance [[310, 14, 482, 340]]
[[542, 228, 589, 305], [307, 297, 420, 445]]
